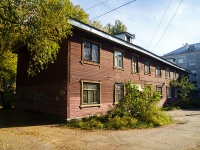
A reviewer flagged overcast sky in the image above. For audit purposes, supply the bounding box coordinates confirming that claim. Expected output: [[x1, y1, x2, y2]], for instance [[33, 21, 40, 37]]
[[70, 0, 200, 56]]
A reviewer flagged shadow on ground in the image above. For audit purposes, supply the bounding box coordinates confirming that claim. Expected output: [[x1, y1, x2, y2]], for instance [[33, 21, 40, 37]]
[[0, 108, 64, 128]]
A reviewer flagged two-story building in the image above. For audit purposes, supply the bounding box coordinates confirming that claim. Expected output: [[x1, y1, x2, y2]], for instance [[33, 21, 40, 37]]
[[16, 19, 190, 119]]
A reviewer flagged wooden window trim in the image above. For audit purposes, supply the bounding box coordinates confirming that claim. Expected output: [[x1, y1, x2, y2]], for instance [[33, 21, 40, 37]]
[[80, 80, 101, 108], [173, 70, 177, 80], [81, 39, 101, 67], [165, 67, 171, 79], [144, 60, 151, 75], [114, 83, 124, 104], [155, 65, 161, 78], [131, 54, 139, 74], [113, 48, 124, 70], [156, 85, 162, 97], [166, 86, 172, 98]]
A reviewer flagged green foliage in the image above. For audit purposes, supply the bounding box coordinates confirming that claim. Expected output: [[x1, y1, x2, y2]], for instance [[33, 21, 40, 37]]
[[162, 104, 180, 111], [0, 51, 17, 90], [171, 76, 195, 107], [0, 0, 89, 76], [106, 20, 127, 34], [89, 20, 109, 33], [69, 5, 89, 23], [66, 80, 172, 130]]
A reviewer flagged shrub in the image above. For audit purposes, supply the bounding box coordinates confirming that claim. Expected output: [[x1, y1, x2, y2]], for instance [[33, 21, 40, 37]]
[[66, 80, 173, 130]]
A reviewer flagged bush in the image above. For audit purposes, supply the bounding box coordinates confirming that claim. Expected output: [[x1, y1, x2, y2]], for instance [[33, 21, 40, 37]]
[[66, 80, 173, 130]]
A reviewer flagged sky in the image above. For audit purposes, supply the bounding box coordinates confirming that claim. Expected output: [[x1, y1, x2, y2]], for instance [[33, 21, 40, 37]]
[[70, 0, 200, 56]]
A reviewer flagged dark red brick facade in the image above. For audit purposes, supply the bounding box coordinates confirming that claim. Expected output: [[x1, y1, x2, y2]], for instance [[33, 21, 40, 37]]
[[16, 26, 187, 119]]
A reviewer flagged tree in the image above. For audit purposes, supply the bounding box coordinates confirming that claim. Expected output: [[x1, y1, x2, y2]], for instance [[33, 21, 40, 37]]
[[171, 76, 195, 105], [106, 20, 127, 34], [70, 5, 89, 23], [0, 0, 88, 76], [0, 51, 17, 90], [0, 51, 17, 108], [89, 20, 109, 33]]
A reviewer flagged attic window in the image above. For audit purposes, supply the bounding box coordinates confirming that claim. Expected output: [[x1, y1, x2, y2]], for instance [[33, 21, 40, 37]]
[[189, 45, 196, 50], [126, 35, 131, 43]]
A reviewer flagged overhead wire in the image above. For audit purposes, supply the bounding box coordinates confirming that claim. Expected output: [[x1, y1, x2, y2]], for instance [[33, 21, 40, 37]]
[[95, 0, 136, 22], [151, 0, 184, 51], [85, 0, 110, 11], [90, 0, 136, 21], [147, 0, 173, 50]]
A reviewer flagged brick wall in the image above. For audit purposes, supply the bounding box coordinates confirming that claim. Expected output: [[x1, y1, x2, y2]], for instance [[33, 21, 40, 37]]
[[16, 40, 69, 118], [16, 27, 185, 119], [67, 29, 184, 119]]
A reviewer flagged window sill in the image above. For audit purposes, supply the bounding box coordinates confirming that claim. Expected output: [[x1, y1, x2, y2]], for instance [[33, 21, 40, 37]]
[[113, 102, 119, 105], [144, 73, 151, 76], [131, 72, 139, 75], [165, 77, 171, 80], [113, 67, 124, 71], [80, 61, 101, 67], [156, 76, 161, 78], [79, 104, 102, 108]]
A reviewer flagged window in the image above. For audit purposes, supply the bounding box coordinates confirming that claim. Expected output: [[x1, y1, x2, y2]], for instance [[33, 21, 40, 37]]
[[166, 86, 171, 98], [166, 58, 175, 63], [166, 67, 170, 78], [83, 40, 100, 64], [191, 81, 197, 88], [81, 80, 101, 107], [156, 66, 161, 77], [114, 49, 123, 69], [173, 70, 176, 80], [132, 84, 143, 91], [144, 60, 150, 74], [132, 55, 139, 73], [175, 88, 178, 98], [126, 35, 131, 43], [144, 84, 152, 98], [188, 58, 196, 66], [114, 83, 124, 103], [177, 58, 183, 64], [157, 86, 162, 96], [190, 70, 197, 78]]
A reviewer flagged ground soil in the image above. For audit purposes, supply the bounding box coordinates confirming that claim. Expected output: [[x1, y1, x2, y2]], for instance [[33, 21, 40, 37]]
[[0, 109, 200, 150]]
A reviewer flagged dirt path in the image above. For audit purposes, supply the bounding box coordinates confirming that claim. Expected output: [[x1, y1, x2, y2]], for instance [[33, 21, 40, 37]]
[[0, 109, 200, 150]]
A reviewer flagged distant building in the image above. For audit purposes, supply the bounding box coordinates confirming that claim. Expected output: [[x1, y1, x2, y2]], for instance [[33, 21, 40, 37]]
[[162, 43, 200, 99]]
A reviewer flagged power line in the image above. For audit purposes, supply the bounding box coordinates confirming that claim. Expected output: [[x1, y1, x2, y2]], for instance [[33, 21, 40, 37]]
[[90, 0, 136, 21], [147, 0, 173, 50], [151, 0, 184, 51], [95, 0, 136, 22], [85, 0, 110, 11]]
